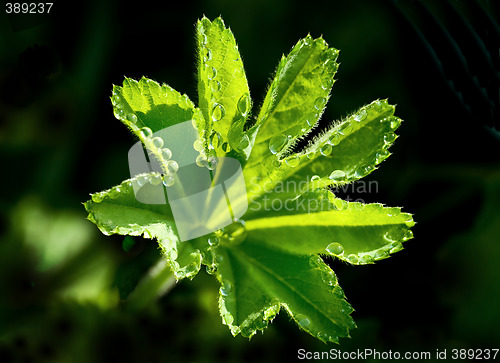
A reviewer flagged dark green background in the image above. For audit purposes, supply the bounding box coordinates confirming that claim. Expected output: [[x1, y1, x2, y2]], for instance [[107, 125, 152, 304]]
[[1, 0, 499, 362]]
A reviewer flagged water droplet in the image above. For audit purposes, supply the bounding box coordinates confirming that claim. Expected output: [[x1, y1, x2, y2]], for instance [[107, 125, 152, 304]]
[[205, 265, 217, 275], [207, 66, 217, 80], [203, 48, 212, 62], [390, 117, 401, 130], [221, 142, 231, 153], [285, 155, 300, 167], [334, 287, 345, 298], [136, 175, 148, 187], [208, 236, 220, 247], [140, 127, 153, 139], [191, 119, 198, 130], [321, 78, 334, 90], [196, 154, 208, 167], [307, 151, 316, 159], [166, 160, 179, 174], [314, 97, 327, 110], [223, 219, 247, 245], [237, 134, 250, 150], [211, 131, 222, 149], [354, 109, 367, 122], [193, 139, 204, 152], [269, 134, 288, 154], [220, 280, 233, 296], [320, 144, 332, 156], [149, 173, 162, 185], [161, 148, 172, 160], [376, 149, 390, 163], [111, 94, 120, 106], [127, 113, 137, 123], [210, 80, 221, 93], [374, 249, 389, 260], [317, 332, 330, 342], [404, 217, 415, 228], [321, 270, 337, 286], [339, 123, 353, 135], [389, 242, 404, 253], [207, 156, 218, 170], [329, 170, 346, 181], [162, 175, 175, 187], [237, 93, 250, 116], [212, 103, 225, 122], [296, 314, 311, 329], [403, 230, 414, 241], [185, 262, 199, 276], [326, 242, 344, 255], [92, 193, 104, 203], [359, 254, 374, 264], [328, 134, 341, 146], [384, 133, 396, 144], [109, 186, 121, 199], [309, 255, 323, 268], [306, 112, 318, 126], [200, 32, 208, 46], [311, 175, 320, 182], [152, 137, 164, 148], [347, 254, 359, 264], [241, 326, 255, 338]]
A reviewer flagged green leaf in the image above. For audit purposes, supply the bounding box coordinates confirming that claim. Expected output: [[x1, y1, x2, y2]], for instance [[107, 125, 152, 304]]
[[111, 77, 205, 174], [196, 17, 253, 159], [245, 190, 414, 264], [84, 175, 205, 280], [245, 35, 339, 196], [215, 239, 355, 342]]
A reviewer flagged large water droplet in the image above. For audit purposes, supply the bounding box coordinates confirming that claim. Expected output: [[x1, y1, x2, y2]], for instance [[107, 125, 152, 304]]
[[223, 219, 247, 245], [193, 139, 204, 152], [314, 97, 327, 110], [238, 134, 250, 150], [212, 103, 225, 122], [203, 48, 212, 62], [208, 236, 220, 247], [326, 242, 344, 255], [309, 255, 323, 268], [211, 131, 222, 149], [269, 134, 288, 154], [221, 142, 231, 153], [210, 80, 221, 93], [390, 117, 401, 130], [329, 170, 346, 181], [320, 144, 332, 156], [196, 154, 208, 167], [92, 193, 104, 203], [321, 78, 334, 90], [166, 160, 179, 174], [285, 155, 300, 167], [149, 173, 162, 185], [220, 280, 233, 296], [109, 186, 121, 199], [140, 127, 153, 139], [375, 149, 390, 163], [321, 270, 337, 286], [296, 314, 311, 329], [127, 113, 137, 123], [152, 137, 164, 148], [161, 148, 172, 160], [163, 175, 175, 187], [237, 93, 250, 116], [311, 175, 320, 182], [307, 151, 316, 159], [111, 94, 120, 106], [137, 175, 148, 187], [347, 254, 359, 264], [207, 156, 218, 170], [207, 65, 217, 80], [384, 133, 396, 144], [200, 32, 208, 46], [354, 108, 367, 122]]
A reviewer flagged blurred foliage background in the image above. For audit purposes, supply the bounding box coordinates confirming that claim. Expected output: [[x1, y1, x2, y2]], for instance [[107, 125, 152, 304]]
[[1, 0, 499, 362]]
